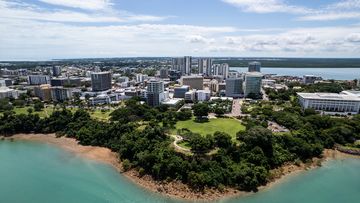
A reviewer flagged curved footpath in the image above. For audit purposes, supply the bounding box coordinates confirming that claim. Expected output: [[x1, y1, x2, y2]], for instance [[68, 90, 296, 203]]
[[1, 134, 359, 201]]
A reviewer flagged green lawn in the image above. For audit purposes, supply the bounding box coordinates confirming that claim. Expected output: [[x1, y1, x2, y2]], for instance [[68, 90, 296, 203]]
[[89, 110, 113, 121], [173, 118, 245, 140], [3, 107, 112, 121], [12, 106, 54, 118]]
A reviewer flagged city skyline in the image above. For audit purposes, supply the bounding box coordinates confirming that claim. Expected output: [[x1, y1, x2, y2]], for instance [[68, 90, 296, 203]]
[[1, 0, 360, 60]]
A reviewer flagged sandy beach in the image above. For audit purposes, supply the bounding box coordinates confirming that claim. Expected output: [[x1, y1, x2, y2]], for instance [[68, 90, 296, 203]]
[[1, 133, 358, 201]]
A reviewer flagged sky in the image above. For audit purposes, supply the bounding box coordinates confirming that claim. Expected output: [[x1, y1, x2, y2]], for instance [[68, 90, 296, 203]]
[[0, 0, 360, 60]]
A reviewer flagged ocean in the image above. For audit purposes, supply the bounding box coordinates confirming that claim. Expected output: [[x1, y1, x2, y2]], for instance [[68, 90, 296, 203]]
[[1, 140, 359, 203]]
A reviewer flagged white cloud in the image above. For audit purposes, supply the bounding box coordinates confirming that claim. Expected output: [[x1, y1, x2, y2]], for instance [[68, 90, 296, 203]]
[[185, 35, 216, 44], [222, 0, 360, 22], [298, 0, 360, 21], [208, 26, 360, 57], [327, 0, 360, 10], [346, 33, 360, 42], [0, 0, 168, 23], [38, 0, 113, 11], [298, 12, 360, 21], [0, 17, 237, 60], [222, 0, 311, 14]]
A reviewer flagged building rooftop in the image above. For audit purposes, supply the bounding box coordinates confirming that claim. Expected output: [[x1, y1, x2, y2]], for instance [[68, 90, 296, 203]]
[[297, 92, 360, 101], [341, 91, 360, 97]]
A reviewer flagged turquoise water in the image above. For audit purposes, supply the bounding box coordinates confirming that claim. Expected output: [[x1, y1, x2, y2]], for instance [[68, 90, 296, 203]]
[[1, 141, 360, 203], [230, 67, 360, 80]]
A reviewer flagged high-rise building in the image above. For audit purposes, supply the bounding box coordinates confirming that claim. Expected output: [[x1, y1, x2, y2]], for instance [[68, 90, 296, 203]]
[[91, 72, 112, 91], [159, 68, 169, 78], [50, 77, 81, 87], [181, 76, 203, 90], [34, 84, 52, 101], [248, 62, 261, 72], [172, 56, 192, 75], [225, 78, 244, 98], [184, 56, 192, 75], [198, 58, 212, 75], [136, 74, 148, 83], [213, 63, 229, 79], [52, 66, 62, 77], [244, 72, 263, 97], [147, 80, 165, 107], [51, 87, 73, 102], [28, 75, 50, 85]]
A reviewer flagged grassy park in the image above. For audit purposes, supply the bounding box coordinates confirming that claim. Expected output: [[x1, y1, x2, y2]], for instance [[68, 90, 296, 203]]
[[173, 117, 245, 140], [2, 106, 113, 121]]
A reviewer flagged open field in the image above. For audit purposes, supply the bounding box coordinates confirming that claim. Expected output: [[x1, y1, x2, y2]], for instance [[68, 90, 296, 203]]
[[1, 107, 113, 121], [172, 117, 245, 140], [12, 106, 54, 118]]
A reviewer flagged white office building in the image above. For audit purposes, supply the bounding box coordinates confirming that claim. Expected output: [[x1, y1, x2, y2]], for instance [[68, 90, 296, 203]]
[[196, 90, 211, 101], [185, 90, 196, 102], [298, 92, 360, 115], [147, 80, 165, 107], [136, 74, 148, 83], [0, 87, 18, 99]]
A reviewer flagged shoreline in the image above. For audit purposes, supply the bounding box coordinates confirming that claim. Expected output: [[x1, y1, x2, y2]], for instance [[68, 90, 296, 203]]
[[1, 134, 359, 202]]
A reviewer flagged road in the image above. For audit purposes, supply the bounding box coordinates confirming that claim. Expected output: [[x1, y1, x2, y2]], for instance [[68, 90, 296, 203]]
[[170, 134, 191, 153], [228, 99, 242, 117]]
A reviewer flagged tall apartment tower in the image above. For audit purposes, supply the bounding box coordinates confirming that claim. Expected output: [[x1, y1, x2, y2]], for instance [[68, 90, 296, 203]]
[[248, 62, 261, 72], [184, 56, 192, 75], [198, 58, 212, 75], [147, 80, 165, 107], [172, 56, 192, 76], [244, 72, 263, 97], [213, 63, 229, 79], [159, 68, 169, 78], [52, 66, 62, 77], [91, 72, 112, 91]]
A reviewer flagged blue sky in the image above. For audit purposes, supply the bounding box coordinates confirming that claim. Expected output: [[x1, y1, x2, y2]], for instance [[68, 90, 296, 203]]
[[0, 0, 360, 60]]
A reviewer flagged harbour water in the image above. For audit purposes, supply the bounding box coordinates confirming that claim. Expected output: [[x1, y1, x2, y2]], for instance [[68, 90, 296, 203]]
[[1, 141, 359, 203], [230, 67, 360, 80]]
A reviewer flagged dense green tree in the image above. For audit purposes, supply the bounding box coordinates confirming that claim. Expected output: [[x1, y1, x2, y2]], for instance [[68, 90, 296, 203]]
[[192, 103, 210, 120]]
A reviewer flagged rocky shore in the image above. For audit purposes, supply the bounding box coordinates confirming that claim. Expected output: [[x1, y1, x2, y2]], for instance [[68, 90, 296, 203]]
[[1, 134, 358, 201]]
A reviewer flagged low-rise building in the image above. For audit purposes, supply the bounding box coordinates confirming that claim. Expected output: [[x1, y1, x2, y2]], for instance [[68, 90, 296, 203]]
[[298, 92, 360, 115], [303, 75, 318, 84], [181, 76, 203, 90], [0, 87, 18, 99], [185, 90, 196, 102], [174, 85, 190, 98], [196, 90, 211, 101]]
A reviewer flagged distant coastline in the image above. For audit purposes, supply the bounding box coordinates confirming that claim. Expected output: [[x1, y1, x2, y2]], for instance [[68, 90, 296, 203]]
[[1, 133, 358, 201]]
